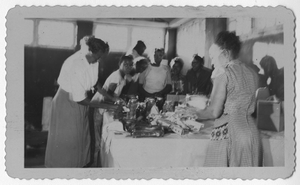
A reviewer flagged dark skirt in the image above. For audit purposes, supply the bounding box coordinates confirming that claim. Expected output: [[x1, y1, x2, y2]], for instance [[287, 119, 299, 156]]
[[45, 88, 90, 167]]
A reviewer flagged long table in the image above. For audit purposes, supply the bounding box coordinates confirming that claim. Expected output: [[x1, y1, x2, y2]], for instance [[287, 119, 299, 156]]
[[100, 112, 284, 168]]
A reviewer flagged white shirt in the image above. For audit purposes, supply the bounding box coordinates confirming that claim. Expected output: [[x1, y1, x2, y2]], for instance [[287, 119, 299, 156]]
[[57, 51, 98, 102], [103, 70, 126, 96], [91, 70, 126, 103], [139, 64, 172, 94]]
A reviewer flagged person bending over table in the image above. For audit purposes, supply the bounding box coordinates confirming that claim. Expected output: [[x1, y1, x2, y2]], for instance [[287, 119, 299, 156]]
[[45, 36, 121, 168], [138, 48, 172, 101], [186, 31, 262, 167]]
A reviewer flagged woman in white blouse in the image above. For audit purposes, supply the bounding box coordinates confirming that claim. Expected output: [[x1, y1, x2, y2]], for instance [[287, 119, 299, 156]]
[[45, 36, 120, 168]]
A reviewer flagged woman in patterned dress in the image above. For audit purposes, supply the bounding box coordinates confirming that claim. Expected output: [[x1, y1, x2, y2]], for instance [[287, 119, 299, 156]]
[[187, 31, 262, 167]]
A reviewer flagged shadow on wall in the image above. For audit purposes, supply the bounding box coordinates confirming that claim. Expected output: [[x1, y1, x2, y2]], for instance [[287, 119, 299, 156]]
[[239, 32, 284, 66]]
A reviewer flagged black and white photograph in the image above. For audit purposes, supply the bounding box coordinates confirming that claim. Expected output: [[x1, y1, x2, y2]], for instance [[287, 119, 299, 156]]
[[4, 3, 297, 182]]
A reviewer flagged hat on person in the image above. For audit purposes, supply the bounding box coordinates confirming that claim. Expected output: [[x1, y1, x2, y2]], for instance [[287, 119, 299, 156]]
[[133, 40, 146, 56]]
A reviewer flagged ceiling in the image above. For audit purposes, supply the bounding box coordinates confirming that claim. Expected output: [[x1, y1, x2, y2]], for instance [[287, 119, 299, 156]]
[[125, 18, 176, 23]]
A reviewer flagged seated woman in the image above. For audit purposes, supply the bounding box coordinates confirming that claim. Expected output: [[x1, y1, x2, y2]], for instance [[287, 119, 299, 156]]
[[170, 57, 185, 93], [187, 31, 262, 167], [127, 40, 147, 64], [124, 57, 150, 96], [170, 57, 185, 81], [138, 48, 172, 101], [103, 55, 134, 98], [258, 55, 284, 102], [185, 54, 212, 95], [91, 55, 134, 166]]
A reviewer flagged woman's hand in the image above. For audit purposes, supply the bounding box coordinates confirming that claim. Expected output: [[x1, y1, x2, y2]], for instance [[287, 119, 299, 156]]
[[109, 104, 124, 119], [112, 96, 126, 105], [185, 106, 200, 118]]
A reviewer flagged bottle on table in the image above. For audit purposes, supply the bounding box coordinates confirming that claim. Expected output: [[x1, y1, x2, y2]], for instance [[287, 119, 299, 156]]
[[127, 95, 138, 120], [145, 97, 156, 117], [162, 100, 174, 113]]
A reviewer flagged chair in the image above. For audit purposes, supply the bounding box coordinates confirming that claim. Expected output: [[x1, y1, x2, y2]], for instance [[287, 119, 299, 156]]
[[255, 87, 270, 101], [255, 87, 284, 132]]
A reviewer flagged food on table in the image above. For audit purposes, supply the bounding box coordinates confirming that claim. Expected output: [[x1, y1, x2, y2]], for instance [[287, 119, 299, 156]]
[[183, 119, 204, 132], [127, 96, 138, 119]]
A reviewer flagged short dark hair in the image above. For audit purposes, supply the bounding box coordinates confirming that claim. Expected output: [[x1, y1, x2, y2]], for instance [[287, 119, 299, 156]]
[[155, 48, 165, 54], [215, 31, 241, 59], [84, 35, 110, 54], [119, 55, 134, 66], [193, 54, 204, 66], [133, 40, 146, 56], [173, 57, 184, 69]]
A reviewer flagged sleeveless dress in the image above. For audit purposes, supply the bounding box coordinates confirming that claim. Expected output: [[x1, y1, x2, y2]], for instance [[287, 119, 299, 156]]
[[204, 60, 263, 167]]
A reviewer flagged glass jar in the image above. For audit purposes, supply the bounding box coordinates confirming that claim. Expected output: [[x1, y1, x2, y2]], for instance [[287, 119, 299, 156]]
[[163, 100, 174, 112], [127, 96, 138, 120], [145, 97, 156, 117], [136, 102, 146, 119], [155, 96, 164, 112]]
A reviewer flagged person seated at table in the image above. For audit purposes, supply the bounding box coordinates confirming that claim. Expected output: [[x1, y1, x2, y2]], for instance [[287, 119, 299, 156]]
[[138, 48, 172, 101], [124, 57, 150, 96], [169, 57, 185, 94], [92, 55, 134, 103], [187, 31, 262, 167], [170, 57, 185, 81], [185, 54, 212, 96], [91, 55, 134, 166], [258, 55, 284, 102], [127, 40, 147, 64]]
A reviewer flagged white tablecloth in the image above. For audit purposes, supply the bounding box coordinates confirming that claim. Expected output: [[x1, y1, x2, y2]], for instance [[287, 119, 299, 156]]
[[100, 112, 284, 168]]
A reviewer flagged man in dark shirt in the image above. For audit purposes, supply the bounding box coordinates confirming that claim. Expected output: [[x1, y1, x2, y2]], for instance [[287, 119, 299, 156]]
[[185, 54, 212, 96]]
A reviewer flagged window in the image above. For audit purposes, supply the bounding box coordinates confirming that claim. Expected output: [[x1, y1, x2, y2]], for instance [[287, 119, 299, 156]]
[[94, 24, 128, 52], [38, 20, 76, 48], [24, 19, 34, 45]]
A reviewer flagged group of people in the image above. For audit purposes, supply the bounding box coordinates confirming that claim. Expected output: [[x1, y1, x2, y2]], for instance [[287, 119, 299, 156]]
[[170, 54, 213, 95], [45, 30, 284, 168]]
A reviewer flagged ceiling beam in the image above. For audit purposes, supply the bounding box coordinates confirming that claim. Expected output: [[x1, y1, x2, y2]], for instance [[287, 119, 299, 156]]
[[168, 18, 195, 28], [94, 18, 169, 28]]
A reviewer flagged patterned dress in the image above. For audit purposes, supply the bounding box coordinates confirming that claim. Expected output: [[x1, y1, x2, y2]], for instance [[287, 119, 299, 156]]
[[204, 60, 262, 167]]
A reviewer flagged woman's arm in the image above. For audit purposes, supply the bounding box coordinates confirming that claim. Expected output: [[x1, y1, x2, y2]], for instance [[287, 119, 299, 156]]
[[77, 97, 119, 109], [188, 75, 227, 119], [96, 82, 118, 102]]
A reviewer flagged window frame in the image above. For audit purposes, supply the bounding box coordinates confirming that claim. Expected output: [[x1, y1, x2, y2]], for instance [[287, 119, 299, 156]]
[[26, 18, 77, 49]]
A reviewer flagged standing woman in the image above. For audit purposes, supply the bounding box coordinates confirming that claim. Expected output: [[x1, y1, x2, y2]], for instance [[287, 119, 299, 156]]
[[45, 36, 118, 167], [188, 31, 262, 167]]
